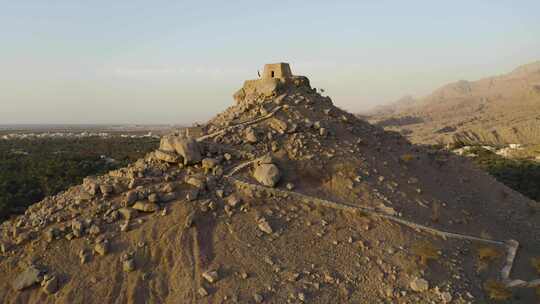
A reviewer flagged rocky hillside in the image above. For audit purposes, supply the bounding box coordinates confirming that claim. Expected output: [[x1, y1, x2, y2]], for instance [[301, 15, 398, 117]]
[[367, 61, 540, 145], [1, 64, 540, 303]]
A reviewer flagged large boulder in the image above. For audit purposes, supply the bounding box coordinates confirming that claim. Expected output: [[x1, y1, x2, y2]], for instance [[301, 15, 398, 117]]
[[253, 163, 281, 187], [154, 150, 180, 163], [132, 201, 159, 213], [173, 137, 202, 165], [158, 135, 202, 165], [159, 135, 177, 153]]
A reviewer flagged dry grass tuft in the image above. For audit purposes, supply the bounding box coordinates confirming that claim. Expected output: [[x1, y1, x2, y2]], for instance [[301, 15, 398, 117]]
[[476, 246, 501, 272], [477, 246, 501, 261], [400, 154, 415, 163], [483, 279, 512, 301], [411, 241, 440, 266], [431, 201, 441, 223]]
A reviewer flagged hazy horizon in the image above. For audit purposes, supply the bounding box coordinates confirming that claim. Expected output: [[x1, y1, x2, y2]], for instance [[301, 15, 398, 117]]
[[2, 1, 540, 124]]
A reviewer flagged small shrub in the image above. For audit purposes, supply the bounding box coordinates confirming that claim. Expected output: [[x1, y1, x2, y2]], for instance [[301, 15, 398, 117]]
[[477, 246, 501, 261], [470, 148, 540, 202], [411, 241, 440, 266], [431, 201, 441, 223], [476, 246, 501, 272], [400, 154, 415, 163], [483, 279, 512, 301]]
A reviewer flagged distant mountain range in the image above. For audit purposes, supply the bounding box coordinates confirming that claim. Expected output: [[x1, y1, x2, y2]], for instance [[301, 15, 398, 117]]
[[366, 61, 540, 145]]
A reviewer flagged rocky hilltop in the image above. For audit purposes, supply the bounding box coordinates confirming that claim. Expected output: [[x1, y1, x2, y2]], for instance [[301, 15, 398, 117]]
[[1, 63, 540, 303], [367, 61, 540, 145]]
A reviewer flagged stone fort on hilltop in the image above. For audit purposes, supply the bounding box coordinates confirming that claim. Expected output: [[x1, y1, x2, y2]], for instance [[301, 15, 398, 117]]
[[234, 63, 310, 104]]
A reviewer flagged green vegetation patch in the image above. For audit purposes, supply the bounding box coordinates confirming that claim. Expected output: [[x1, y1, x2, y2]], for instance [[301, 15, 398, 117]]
[[468, 146, 540, 201], [0, 137, 157, 221]]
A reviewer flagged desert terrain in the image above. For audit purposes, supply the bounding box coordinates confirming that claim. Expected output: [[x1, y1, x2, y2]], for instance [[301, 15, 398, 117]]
[[1, 64, 540, 304], [367, 61, 540, 146]]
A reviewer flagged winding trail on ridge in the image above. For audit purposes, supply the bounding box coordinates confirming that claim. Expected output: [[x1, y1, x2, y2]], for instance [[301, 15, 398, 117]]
[[223, 156, 537, 289]]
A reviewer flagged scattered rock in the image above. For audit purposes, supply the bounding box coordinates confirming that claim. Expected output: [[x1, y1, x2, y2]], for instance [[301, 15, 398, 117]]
[[12, 265, 41, 291], [173, 137, 202, 165], [148, 193, 159, 203], [186, 189, 199, 201], [198, 287, 209, 297], [132, 201, 159, 213], [71, 220, 84, 237], [79, 249, 91, 264], [44, 228, 57, 242], [160, 192, 177, 203], [100, 184, 113, 196], [88, 224, 101, 236], [185, 212, 196, 228], [94, 241, 110, 256], [270, 118, 288, 134], [119, 207, 138, 221], [186, 176, 206, 189], [440, 291, 453, 303], [202, 158, 219, 171], [202, 270, 219, 283], [258, 218, 273, 234], [0, 241, 9, 254], [410, 277, 429, 292], [253, 163, 281, 187], [226, 194, 241, 207], [245, 127, 259, 143], [83, 178, 100, 196], [155, 150, 180, 163], [162, 183, 175, 193], [123, 259, 136, 272], [77, 191, 93, 202], [125, 191, 138, 205], [253, 293, 264, 303], [41, 275, 59, 294]]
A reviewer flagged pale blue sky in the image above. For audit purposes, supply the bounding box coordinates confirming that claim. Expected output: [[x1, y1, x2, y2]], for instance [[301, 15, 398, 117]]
[[1, 1, 539, 124]]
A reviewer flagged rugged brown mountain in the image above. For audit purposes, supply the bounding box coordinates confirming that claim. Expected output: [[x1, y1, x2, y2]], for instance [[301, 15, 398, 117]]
[[368, 61, 540, 145], [1, 63, 540, 303]]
